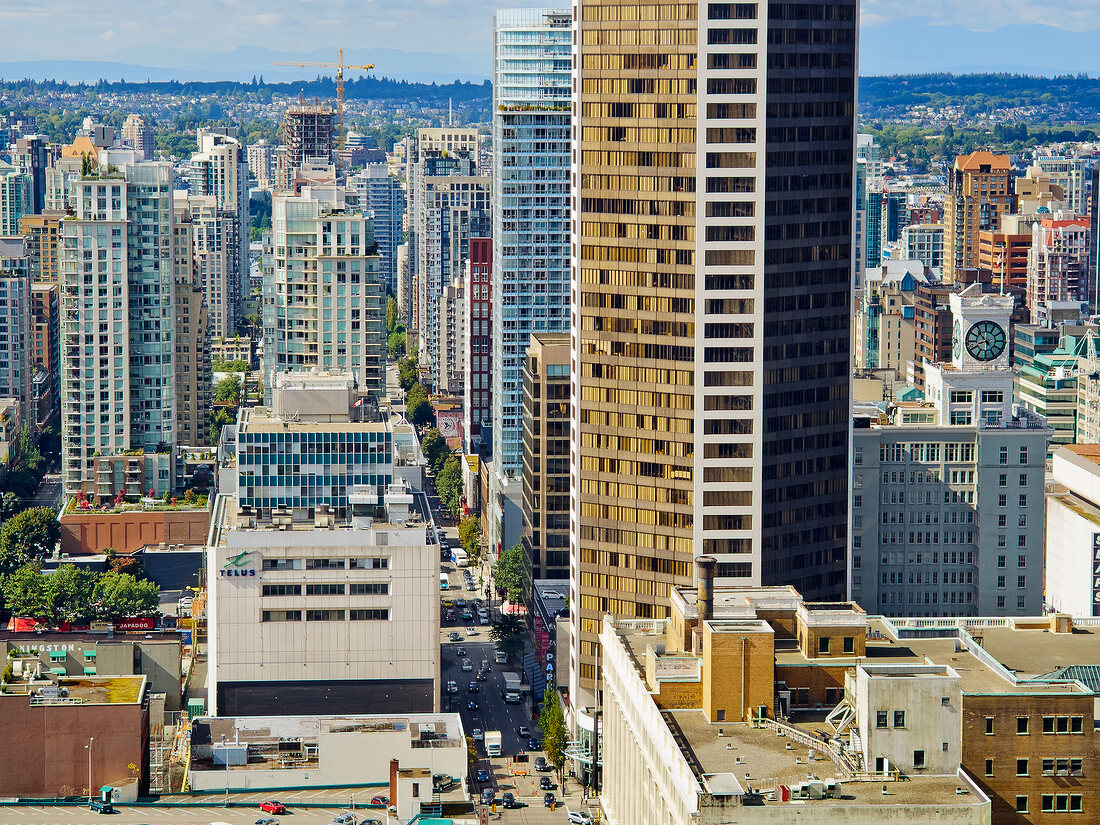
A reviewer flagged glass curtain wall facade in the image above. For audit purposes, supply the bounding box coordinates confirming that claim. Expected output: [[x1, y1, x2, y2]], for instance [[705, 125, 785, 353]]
[[569, 0, 856, 691], [492, 8, 572, 478]]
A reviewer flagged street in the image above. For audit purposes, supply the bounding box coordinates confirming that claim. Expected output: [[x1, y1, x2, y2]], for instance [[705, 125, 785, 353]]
[[32, 473, 63, 511]]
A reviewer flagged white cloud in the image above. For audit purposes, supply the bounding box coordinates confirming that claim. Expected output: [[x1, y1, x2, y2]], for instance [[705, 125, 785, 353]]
[[861, 0, 1100, 31]]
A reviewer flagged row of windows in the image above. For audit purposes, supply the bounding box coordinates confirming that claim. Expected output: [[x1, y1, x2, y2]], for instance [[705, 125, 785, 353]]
[[1000, 715, 1086, 735], [1014, 794, 1082, 814], [260, 583, 390, 597], [260, 609, 390, 622], [261, 558, 389, 571]]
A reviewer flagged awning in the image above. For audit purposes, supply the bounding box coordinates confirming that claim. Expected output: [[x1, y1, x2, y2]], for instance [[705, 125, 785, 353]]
[[49, 667, 66, 675], [83, 649, 97, 658], [49, 651, 65, 660], [83, 667, 97, 675]]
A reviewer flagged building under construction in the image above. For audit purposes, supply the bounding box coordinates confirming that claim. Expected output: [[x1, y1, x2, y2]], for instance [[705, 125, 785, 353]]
[[277, 103, 336, 189]]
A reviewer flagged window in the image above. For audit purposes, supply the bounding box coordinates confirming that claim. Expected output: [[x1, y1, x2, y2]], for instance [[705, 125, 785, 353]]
[[950, 390, 973, 403], [998, 494, 1007, 507], [999, 445, 1008, 465], [1043, 717, 1055, 734], [1070, 796, 1083, 812], [305, 583, 345, 596], [349, 608, 389, 620], [261, 610, 301, 622], [1017, 758, 1029, 776], [261, 584, 302, 596], [1017, 716, 1029, 735], [1072, 716, 1084, 734], [876, 711, 888, 728], [998, 576, 1006, 589], [305, 609, 345, 621], [349, 582, 389, 595], [350, 557, 389, 569], [1020, 446, 1028, 464], [997, 595, 1006, 609], [913, 749, 925, 768], [997, 555, 1006, 568], [1019, 494, 1027, 507], [1019, 473, 1028, 487], [999, 473, 1008, 487], [985, 717, 994, 735], [262, 558, 297, 571], [818, 637, 830, 654], [1042, 795, 1055, 813], [305, 558, 345, 570], [893, 710, 906, 728], [843, 636, 854, 654], [1015, 796, 1028, 814]]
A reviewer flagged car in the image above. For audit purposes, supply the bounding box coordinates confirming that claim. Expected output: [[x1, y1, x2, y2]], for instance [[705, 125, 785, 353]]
[[444, 610, 456, 621], [540, 776, 556, 791], [455, 598, 467, 607], [535, 756, 551, 772], [502, 791, 518, 809], [544, 792, 556, 808], [461, 659, 473, 671], [481, 789, 495, 805], [433, 773, 455, 792], [528, 738, 541, 751], [449, 631, 460, 641], [476, 670, 488, 681], [328, 815, 357, 825], [88, 799, 114, 813], [568, 812, 594, 825], [260, 801, 287, 814], [518, 725, 531, 737], [456, 647, 467, 657], [370, 794, 389, 805], [472, 728, 484, 741], [468, 699, 479, 710], [466, 582, 477, 591], [479, 614, 489, 624], [466, 626, 478, 636], [468, 682, 479, 693], [476, 769, 491, 783], [480, 659, 489, 670], [541, 590, 565, 599], [461, 610, 473, 621], [256, 819, 279, 825], [446, 681, 459, 694]]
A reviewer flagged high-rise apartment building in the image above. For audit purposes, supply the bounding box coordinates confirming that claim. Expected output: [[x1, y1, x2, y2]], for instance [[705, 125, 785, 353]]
[[1025, 216, 1090, 316], [247, 140, 276, 190], [1034, 153, 1086, 215], [854, 260, 926, 377], [899, 223, 945, 270], [189, 129, 249, 327], [464, 237, 492, 452], [278, 104, 336, 189], [348, 163, 406, 293], [262, 185, 385, 398], [59, 153, 176, 497], [20, 210, 64, 284], [171, 200, 211, 447], [522, 332, 570, 581], [121, 114, 155, 161], [12, 134, 50, 215], [179, 194, 234, 339], [0, 160, 30, 236], [439, 276, 466, 398], [977, 224, 1030, 294], [30, 282, 59, 427], [0, 236, 32, 410], [406, 130, 490, 387], [944, 151, 1016, 283], [569, 0, 857, 689], [491, 8, 572, 480], [1090, 166, 1100, 313]]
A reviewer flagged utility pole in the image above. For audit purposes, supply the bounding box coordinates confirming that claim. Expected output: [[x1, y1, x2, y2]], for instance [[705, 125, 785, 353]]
[[85, 737, 94, 806]]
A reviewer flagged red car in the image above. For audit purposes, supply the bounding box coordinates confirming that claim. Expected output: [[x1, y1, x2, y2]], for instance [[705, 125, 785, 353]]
[[260, 801, 287, 814], [371, 794, 389, 805]]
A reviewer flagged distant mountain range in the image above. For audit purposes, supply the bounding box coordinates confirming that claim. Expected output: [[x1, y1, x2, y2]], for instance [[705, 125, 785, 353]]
[[1, 24, 1098, 84]]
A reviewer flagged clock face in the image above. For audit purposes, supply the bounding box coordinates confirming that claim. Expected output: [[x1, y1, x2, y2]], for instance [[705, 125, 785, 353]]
[[952, 320, 962, 361], [965, 320, 1007, 362]]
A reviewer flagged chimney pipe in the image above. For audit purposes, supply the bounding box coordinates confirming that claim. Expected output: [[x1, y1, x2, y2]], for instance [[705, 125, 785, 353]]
[[389, 758, 399, 809], [696, 556, 717, 622]]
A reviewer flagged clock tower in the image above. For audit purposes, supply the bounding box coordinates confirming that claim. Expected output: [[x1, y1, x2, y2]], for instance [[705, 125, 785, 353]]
[[949, 283, 1013, 371]]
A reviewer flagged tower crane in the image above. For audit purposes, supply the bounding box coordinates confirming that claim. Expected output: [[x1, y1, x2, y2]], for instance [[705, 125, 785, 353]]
[[272, 48, 374, 156]]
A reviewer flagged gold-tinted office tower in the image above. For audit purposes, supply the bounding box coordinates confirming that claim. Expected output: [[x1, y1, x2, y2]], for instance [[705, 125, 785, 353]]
[[570, 0, 857, 693]]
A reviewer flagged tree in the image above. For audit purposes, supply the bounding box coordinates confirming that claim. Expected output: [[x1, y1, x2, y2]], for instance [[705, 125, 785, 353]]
[[387, 330, 406, 361], [538, 681, 568, 785], [213, 374, 242, 404], [18, 424, 43, 477], [458, 516, 481, 559], [209, 406, 236, 445], [386, 296, 398, 333], [2, 563, 53, 620], [421, 428, 450, 471], [407, 389, 436, 428], [494, 542, 530, 605], [0, 507, 61, 576], [436, 454, 462, 514], [398, 356, 419, 392], [92, 571, 160, 619], [488, 612, 527, 661], [212, 359, 250, 373], [49, 564, 98, 623]]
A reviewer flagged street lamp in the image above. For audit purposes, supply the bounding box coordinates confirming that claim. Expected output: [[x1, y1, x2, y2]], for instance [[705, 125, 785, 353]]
[[222, 735, 229, 806], [85, 737, 94, 806]]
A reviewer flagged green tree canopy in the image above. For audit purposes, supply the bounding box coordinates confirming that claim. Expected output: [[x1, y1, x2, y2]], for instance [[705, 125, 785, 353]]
[[538, 680, 568, 783], [421, 428, 450, 471], [458, 516, 481, 558], [386, 296, 398, 333], [92, 571, 160, 619], [212, 359, 250, 373], [387, 330, 406, 361], [49, 564, 99, 623], [2, 562, 54, 620], [407, 390, 436, 428], [213, 374, 242, 404], [209, 406, 236, 446], [436, 454, 462, 515], [1, 563, 159, 623], [398, 356, 419, 392], [0, 507, 60, 576], [488, 612, 527, 661], [494, 542, 530, 604]]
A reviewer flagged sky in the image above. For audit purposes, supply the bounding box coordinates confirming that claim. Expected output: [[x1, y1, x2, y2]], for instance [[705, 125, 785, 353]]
[[0, 0, 1098, 75]]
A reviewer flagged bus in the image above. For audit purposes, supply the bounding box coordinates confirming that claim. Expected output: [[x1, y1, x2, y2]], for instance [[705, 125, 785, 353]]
[[440, 573, 450, 591]]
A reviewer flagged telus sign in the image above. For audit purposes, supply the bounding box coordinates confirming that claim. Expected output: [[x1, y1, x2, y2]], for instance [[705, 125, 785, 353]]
[[221, 549, 257, 577]]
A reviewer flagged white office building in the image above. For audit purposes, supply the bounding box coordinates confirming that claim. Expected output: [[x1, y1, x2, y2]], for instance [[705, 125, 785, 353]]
[[491, 8, 572, 479], [1046, 445, 1100, 617]]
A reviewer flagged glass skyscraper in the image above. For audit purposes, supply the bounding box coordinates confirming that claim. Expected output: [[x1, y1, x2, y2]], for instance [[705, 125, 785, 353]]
[[491, 8, 572, 479]]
